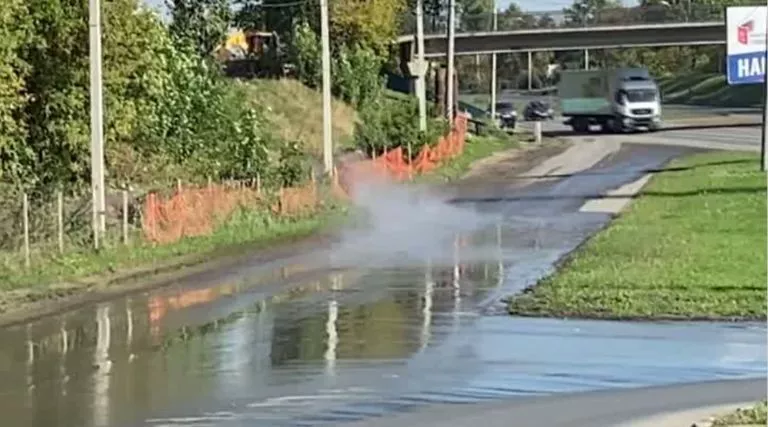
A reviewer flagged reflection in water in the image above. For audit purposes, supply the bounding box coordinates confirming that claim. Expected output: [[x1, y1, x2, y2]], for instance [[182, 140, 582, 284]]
[[325, 300, 339, 378], [496, 223, 504, 290], [126, 300, 133, 347], [93, 305, 111, 427], [420, 259, 434, 353], [0, 223, 764, 427]]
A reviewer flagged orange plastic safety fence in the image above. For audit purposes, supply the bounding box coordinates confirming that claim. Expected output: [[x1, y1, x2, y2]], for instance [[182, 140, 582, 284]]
[[337, 114, 469, 197], [274, 180, 318, 217], [142, 180, 320, 244], [142, 115, 467, 245]]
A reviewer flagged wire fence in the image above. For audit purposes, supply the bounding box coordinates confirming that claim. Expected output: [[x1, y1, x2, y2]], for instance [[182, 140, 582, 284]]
[[0, 176, 329, 270], [400, 3, 766, 36]]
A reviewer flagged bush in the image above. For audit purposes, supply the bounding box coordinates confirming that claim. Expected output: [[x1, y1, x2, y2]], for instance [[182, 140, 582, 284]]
[[354, 95, 447, 158]]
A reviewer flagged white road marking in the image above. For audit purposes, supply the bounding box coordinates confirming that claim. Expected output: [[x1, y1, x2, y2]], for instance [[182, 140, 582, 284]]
[[579, 173, 653, 214]]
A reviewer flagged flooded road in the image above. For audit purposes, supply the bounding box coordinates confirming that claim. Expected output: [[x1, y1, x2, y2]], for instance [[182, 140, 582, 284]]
[[1, 143, 765, 427]]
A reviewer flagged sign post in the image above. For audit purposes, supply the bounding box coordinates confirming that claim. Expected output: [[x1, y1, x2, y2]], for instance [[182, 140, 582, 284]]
[[725, 6, 767, 170]]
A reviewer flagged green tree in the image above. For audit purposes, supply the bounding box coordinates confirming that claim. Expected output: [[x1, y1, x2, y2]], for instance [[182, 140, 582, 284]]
[[22, 0, 90, 188], [0, 0, 32, 186], [458, 0, 494, 31], [292, 21, 322, 88], [167, 0, 231, 57], [563, 0, 620, 26], [330, 0, 408, 54]]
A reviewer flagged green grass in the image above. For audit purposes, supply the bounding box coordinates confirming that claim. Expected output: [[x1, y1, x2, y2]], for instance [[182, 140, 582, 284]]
[[240, 79, 358, 155], [0, 200, 348, 314], [417, 133, 520, 183], [658, 73, 764, 108], [508, 151, 767, 321], [712, 401, 767, 426]]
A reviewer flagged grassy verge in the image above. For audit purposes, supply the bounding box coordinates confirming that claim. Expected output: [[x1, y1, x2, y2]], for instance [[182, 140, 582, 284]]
[[508, 151, 767, 321], [0, 199, 348, 314], [240, 79, 358, 154], [659, 73, 763, 108], [417, 133, 520, 183], [712, 401, 767, 426]]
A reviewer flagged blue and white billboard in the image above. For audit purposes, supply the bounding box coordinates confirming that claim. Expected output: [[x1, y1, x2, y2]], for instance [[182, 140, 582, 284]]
[[726, 6, 767, 85]]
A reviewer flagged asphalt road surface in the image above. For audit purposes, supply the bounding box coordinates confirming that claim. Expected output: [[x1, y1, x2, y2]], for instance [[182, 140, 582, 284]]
[[527, 116, 763, 152], [0, 129, 765, 427]]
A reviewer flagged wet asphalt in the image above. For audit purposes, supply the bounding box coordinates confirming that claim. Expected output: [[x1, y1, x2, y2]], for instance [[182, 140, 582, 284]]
[[0, 142, 765, 427]]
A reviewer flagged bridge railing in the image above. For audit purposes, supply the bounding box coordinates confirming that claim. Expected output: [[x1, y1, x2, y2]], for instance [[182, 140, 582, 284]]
[[400, 3, 745, 37]]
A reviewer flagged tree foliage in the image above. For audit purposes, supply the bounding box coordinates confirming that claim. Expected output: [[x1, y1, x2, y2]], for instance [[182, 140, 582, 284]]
[[0, 0, 32, 186], [166, 0, 231, 57], [330, 0, 408, 54], [1, 0, 308, 196]]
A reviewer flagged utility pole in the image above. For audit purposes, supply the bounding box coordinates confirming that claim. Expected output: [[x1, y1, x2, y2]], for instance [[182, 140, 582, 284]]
[[490, 6, 498, 120], [446, 0, 456, 120], [89, 0, 106, 236], [412, 0, 428, 132], [320, 0, 333, 175]]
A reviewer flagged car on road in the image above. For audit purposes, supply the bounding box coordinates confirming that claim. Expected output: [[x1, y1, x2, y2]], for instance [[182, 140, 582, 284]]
[[523, 100, 554, 121], [489, 101, 517, 129]]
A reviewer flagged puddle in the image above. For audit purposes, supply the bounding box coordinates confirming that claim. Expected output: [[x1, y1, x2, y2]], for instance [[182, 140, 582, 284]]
[[0, 144, 763, 427]]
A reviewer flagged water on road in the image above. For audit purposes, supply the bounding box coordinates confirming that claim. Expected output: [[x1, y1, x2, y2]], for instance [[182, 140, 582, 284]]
[[0, 143, 765, 427]]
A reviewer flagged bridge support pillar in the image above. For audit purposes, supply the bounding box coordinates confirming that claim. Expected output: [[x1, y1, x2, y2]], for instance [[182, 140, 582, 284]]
[[399, 41, 415, 93], [527, 51, 533, 91], [584, 48, 590, 70]]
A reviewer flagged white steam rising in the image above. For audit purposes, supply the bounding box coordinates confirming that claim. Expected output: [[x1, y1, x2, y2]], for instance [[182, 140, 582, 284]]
[[328, 179, 502, 268]]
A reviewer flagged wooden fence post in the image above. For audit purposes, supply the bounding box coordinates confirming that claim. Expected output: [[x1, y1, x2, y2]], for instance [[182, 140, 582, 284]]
[[57, 190, 64, 254], [122, 188, 129, 245], [22, 192, 30, 268]]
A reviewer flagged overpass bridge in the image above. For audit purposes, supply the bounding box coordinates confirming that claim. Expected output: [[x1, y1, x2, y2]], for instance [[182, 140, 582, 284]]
[[397, 21, 725, 58]]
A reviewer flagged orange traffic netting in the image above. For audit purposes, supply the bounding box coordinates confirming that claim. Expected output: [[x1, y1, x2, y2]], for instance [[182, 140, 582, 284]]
[[337, 114, 468, 197], [142, 180, 319, 244], [141, 114, 467, 245]]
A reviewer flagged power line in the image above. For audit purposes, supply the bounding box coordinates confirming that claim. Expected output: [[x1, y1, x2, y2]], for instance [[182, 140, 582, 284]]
[[251, 0, 312, 9]]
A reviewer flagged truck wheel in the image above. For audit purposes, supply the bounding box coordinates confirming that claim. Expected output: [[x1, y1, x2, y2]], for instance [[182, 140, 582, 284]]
[[572, 118, 589, 134], [609, 118, 626, 133]]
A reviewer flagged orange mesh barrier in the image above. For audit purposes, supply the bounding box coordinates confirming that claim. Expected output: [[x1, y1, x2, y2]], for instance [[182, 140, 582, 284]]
[[337, 114, 468, 197], [141, 114, 467, 244], [142, 180, 319, 244]]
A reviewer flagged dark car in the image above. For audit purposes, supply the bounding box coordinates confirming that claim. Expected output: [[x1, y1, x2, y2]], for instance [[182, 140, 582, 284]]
[[488, 101, 517, 129], [523, 100, 554, 121]]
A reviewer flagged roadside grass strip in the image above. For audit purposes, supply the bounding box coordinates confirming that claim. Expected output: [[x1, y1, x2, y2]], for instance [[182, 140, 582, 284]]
[[508, 151, 767, 321], [712, 401, 767, 427]]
